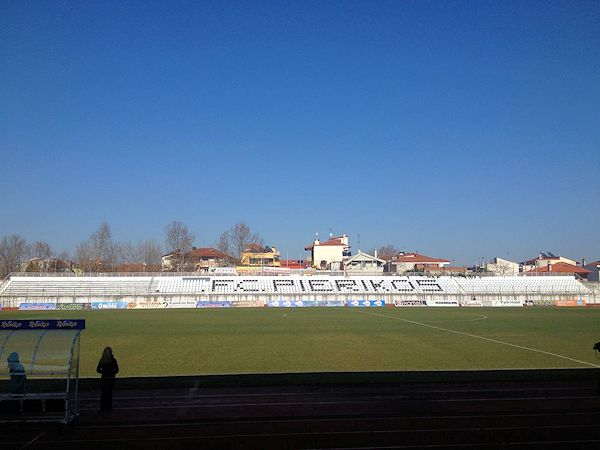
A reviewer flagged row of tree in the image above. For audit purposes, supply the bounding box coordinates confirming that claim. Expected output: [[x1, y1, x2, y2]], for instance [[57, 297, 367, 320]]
[[1, 221, 404, 277], [0, 220, 265, 276], [0, 234, 68, 277], [75, 223, 163, 272]]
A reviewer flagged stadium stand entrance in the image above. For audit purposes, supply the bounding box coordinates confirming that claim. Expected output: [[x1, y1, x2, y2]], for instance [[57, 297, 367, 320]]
[[0, 319, 85, 423]]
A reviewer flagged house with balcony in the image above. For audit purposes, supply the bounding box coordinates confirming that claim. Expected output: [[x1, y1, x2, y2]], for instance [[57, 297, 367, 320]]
[[240, 244, 280, 267], [305, 234, 351, 270]]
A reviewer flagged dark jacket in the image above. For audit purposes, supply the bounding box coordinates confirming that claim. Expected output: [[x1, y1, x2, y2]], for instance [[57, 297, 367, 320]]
[[96, 357, 119, 378], [7, 352, 26, 394]]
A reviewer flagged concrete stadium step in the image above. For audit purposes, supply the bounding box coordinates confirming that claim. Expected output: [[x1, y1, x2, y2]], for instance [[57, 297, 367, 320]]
[[7, 418, 600, 449]]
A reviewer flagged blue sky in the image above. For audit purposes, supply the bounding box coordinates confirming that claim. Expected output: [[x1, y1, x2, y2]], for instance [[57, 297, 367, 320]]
[[1, 0, 599, 265]]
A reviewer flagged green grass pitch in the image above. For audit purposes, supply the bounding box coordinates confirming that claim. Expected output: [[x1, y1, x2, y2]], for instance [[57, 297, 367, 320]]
[[2, 307, 600, 377]]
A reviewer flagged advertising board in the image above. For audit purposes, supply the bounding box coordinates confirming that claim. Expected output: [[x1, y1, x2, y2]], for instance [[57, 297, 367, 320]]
[[268, 300, 306, 307], [462, 301, 484, 307], [57, 303, 88, 311], [232, 300, 265, 307], [167, 300, 198, 309], [91, 301, 128, 310], [491, 299, 524, 307], [18, 303, 56, 310], [196, 301, 232, 308], [555, 299, 586, 307], [394, 299, 427, 307], [345, 299, 386, 307], [127, 301, 166, 309], [315, 300, 346, 307], [1, 319, 85, 330], [425, 299, 459, 307]]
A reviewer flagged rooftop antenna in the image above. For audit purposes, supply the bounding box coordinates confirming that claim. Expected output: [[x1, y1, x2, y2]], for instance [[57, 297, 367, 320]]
[[357, 233, 360, 253]]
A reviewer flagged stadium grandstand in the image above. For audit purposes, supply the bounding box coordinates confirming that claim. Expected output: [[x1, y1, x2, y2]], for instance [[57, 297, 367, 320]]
[[0, 273, 596, 309]]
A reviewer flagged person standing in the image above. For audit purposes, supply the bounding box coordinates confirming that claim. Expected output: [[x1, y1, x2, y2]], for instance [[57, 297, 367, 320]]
[[96, 347, 119, 411], [7, 352, 26, 395]]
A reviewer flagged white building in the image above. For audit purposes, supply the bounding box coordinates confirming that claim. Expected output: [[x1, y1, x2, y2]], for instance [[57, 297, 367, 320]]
[[486, 257, 519, 276], [305, 235, 350, 270], [344, 251, 386, 273]]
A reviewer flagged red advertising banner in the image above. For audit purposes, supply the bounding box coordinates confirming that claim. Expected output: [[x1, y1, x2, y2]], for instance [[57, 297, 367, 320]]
[[555, 299, 586, 307]]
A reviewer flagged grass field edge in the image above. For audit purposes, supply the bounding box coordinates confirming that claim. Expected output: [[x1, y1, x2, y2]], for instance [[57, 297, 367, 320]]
[[76, 367, 600, 391]]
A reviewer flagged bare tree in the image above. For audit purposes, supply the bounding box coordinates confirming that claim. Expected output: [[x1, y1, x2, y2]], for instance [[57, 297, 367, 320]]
[[165, 221, 195, 272], [90, 222, 113, 263], [0, 234, 28, 276], [57, 251, 70, 261], [31, 241, 53, 259], [215, 230, 232, 256], [230, 222, 262, 258], [375, 244, 399, 259], [118, 241, 140, 264], [138, 239, 162, 267], [75, 241, 94, 272], [75, 222, 117, 271], [165, 221, 195, 253]]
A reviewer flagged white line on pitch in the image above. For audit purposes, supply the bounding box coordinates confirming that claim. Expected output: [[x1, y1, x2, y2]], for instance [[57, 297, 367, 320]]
[[21, 428, 49, 448], [359, 311, 600, 368]]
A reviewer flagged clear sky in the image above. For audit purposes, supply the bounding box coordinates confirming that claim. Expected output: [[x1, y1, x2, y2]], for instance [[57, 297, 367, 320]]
[[1, 0, 599, 265]]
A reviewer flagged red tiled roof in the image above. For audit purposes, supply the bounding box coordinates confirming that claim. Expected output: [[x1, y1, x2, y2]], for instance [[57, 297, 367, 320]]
[[304, 237, 348, 250], [392, 253, 450, 264], [584, 260, 600, 267], [424, 266, 467, 272], [186, 248, 230, 259], [526, 262, 591, 274], [280, 259, 308, 269]]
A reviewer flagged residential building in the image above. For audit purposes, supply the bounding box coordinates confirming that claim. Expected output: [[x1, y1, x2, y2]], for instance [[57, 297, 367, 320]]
[[583, 261, 600, 282], [521, 252, 577, 272], [486, 257, 519, 276], [240, 244, 280, 267], [344, 251, 386, 273], [525, 262, 591, 279], [161, 247, 237, 272], [304, 234, 351, 270], [389, 252, 450, 274], [20, 257, 73, 273]]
